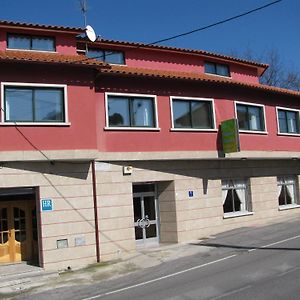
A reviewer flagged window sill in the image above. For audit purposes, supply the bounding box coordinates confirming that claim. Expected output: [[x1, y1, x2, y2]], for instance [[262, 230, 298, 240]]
[[277, 132, 300, 137], [239, 130, 268, 135], [108, 63, 127, 66], [223, 211, 253, 219], [6, 48, 57, 54], [204, 73, 232, 79], [170, 128, 217, 132], [279, 204, 300, 211], [104, 127, 161, 131], [0, 122, 71, 126]]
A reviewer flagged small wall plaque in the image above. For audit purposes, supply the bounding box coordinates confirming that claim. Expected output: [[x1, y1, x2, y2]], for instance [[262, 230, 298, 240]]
[[75, 236, 86, 246], [57, 239, 68, 249], [41, 199, 53, 211]]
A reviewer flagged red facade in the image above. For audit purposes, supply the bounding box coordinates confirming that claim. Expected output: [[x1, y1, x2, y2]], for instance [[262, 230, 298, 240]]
[[0, 21, 299, 156]]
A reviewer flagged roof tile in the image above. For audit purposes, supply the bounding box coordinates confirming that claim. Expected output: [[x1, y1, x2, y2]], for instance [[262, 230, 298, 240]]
[[84, 38, 268, 75], [0, 20, 83, 33], [0, 50, 109, 68], [101, 65, 300, 98]]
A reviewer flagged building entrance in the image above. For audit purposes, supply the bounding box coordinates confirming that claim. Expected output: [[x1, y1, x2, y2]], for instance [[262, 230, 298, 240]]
[[133, 183, 159, 246], [0, 188, 38, 264]]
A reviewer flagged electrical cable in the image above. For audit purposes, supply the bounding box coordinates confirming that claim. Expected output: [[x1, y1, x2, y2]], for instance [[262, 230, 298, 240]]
[[0, 0, 283, 164], [147, 0, 283, 46], [83, 0, 283, 61], [0, 107, 89, 165]]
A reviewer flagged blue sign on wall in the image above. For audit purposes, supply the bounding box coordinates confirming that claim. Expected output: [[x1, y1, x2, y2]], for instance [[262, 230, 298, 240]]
[[188, 191, 194, 198], [41, 199, 53, 211]]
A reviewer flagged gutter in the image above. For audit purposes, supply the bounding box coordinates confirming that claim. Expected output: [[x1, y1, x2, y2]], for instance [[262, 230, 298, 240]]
[[91, 160, 100, 262]]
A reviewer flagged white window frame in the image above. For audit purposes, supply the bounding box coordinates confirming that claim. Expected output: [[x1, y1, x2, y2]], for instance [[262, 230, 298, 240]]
[[222, 178, 253, 219], [234, 101, 267, 134], [0, 82, 70, 126], [86, 48, 126, 66], [204, 61, 232, 79], [276, 106, 300, 136], [170, 96, 217, 131], [6, 48, 58, 54], [105, 92, 160, 130], [6, 34, 56, 53], [277, 176, 300, 210]]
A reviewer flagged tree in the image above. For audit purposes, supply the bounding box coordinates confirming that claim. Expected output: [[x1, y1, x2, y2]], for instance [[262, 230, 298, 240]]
[[230, 48, 300, 91]]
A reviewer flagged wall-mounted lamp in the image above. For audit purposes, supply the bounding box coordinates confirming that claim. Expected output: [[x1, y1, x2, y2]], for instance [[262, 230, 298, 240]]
[[123, 166, 133, 175]]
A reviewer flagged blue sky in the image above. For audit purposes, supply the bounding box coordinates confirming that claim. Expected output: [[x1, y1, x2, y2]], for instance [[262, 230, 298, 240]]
[[1, 0, 299, 70]]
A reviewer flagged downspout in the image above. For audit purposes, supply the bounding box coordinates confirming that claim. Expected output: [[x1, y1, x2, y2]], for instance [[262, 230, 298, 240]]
[[91, 160, 100, 262]]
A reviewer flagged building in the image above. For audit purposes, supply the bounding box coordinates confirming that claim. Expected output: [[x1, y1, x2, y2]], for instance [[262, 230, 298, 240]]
[[0, 20, 299, 270]]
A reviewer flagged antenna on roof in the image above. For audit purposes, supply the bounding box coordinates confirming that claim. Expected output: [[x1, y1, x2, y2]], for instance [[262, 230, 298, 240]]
[[79, 0, 97, 56], [79, 0, 88, 27]]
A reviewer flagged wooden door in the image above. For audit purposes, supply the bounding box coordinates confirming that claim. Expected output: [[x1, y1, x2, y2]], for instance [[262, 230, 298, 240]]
[[0, 201, 36, 263], [0, 206, 10, 263]]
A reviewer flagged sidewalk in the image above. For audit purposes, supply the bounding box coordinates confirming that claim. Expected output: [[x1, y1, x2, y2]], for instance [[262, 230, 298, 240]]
[[0, 241, 212, 299], [3, 215, 299, 299]]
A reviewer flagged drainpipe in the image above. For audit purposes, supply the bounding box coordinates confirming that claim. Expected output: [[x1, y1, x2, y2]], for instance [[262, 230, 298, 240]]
[[91, 160, 100, 263]]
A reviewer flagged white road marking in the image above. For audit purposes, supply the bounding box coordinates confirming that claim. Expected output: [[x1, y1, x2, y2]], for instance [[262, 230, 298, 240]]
[[211, 285, 252, 300], [248, 233, 300, 252], [80, 254, 237, 300], [277, 265, 300, 277], [82, 233, 300, 300]]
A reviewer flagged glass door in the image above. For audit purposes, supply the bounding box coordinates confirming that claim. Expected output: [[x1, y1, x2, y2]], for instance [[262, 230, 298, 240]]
[[133, 184, 159, 246]]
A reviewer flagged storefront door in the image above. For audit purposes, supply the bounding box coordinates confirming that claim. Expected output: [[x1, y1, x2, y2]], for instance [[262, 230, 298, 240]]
[[133, 184, 159, 246], [0, 200, 37, 263]]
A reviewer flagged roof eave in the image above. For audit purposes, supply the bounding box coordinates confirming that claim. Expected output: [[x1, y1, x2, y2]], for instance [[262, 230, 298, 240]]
[[99, 69, 300, 98], [80, 39, 269, 73], [0, 21, 84, 35], [0, 58, 107, 70]]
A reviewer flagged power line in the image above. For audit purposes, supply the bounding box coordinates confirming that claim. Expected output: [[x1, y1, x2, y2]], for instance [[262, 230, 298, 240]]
[[0, 1, 283, 163], [84, 0, 283, 61], [0, 107, 89, 165], [148, 0, 283, 46]]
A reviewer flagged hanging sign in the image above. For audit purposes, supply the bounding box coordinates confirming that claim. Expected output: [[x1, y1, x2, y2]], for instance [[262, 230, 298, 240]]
[[221, 118, 240, 153]]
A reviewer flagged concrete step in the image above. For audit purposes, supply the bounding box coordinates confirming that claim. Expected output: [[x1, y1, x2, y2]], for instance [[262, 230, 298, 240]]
[[0, 263, 58, 294]]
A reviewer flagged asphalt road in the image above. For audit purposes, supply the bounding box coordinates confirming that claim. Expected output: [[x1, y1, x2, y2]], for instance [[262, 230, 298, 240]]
[[18, 218, 300, 300]]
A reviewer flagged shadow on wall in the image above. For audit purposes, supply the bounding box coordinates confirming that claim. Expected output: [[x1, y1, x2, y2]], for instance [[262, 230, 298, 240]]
[[109, 159, 300, 182], [2, 161, 90, 180], [0, 161, 140, 260]]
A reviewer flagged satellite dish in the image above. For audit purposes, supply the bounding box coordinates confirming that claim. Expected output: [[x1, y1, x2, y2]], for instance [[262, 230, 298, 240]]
[[85, 25, 97, 42]]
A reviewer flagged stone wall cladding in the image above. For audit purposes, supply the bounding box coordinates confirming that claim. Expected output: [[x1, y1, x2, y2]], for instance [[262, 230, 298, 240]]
[[96, 159, 300, 257], [0, 161, 96, 271]]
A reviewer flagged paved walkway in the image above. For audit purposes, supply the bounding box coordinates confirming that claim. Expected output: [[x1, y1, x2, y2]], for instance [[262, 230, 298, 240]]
[[0, 241, 212, 299], [1, 215, 299, 299]]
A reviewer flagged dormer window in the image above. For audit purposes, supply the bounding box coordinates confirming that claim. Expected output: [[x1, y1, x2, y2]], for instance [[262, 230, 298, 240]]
[[86, 48, 125, 65], [204, 61, 230, 77], [7, 34, 55, 52]]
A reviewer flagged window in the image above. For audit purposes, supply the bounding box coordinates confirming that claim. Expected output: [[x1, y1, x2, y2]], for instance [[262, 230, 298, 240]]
[[277, 176, 299, 207], [87, 48, 125, 64], [277, 108, 300, 134], [236, 103, 265, 132], [107, 94, 156, 128], [3, 85, 66, 123], [204, 61, 230, 77], [222, 179, 251, 215], [171, 97, 215, 129], [7, 34, 55, 52]]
